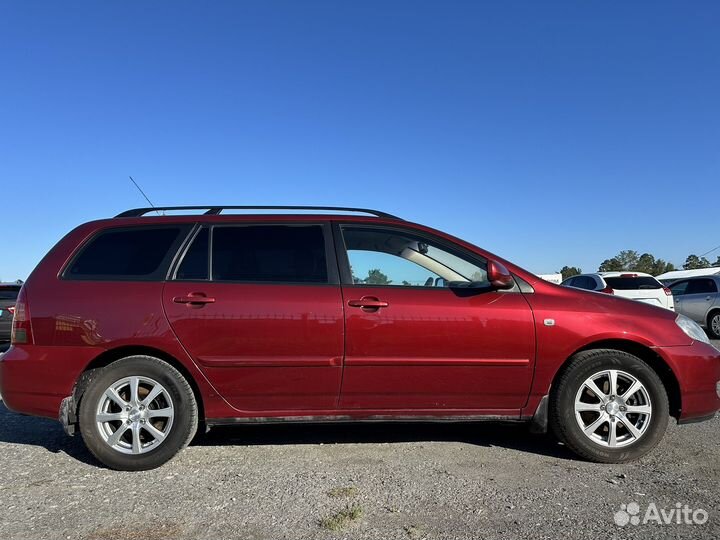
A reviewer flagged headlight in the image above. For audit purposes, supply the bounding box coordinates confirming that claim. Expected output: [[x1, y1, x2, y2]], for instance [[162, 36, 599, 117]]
[[676, 315, 711, 345]]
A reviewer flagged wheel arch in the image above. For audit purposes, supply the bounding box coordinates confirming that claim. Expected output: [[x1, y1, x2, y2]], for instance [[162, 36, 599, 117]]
[[707, 308, 720, 330], [72, 345, 206, 422], [552, 339, 681, 419]]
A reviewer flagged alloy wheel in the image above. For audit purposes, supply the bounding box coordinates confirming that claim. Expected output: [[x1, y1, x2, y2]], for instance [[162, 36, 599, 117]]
[[574, 369, 652, 448], [95, 376, 174, 455]]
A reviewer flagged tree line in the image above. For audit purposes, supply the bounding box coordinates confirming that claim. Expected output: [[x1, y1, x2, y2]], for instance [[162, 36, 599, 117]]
[[559, 251, 720, 281]]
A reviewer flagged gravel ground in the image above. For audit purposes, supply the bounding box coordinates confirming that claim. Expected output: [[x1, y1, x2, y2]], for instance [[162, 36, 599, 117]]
[[0, 341, 718, 540]]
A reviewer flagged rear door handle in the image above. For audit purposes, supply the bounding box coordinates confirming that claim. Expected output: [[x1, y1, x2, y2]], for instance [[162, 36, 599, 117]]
[[173, 294, 216, 305], [348, 296, 389, 311]]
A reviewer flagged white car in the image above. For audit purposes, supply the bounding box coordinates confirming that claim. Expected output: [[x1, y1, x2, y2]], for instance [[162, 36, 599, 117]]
[[561, 272, 675, 311]]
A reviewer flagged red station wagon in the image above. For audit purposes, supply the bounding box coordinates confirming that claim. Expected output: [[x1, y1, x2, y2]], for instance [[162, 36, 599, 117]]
[[1, 206, 719, 470]]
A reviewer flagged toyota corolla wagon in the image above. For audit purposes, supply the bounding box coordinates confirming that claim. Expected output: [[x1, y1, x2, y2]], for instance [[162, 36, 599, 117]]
[[1, 206, 718, 470]]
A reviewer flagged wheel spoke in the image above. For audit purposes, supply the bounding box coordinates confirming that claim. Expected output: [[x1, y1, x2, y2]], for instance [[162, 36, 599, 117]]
[[129, 376, 140, 405], [584, 413, 609, 435], [106, 423, 130, 447], [131, 423, 142, 454], [575, 402, 602, 412], [622, 380, 643, 400], [625, 404, 652, 415], [147, 407, 173, 419], [96, 412, 125, 423], [105, 388, 128, 409], [143, 422, 166, 443], [141, 384, 163, 406], [620, 417, 643, 440], [608, 370, 619, 396], [585, 379, 607, 401], [608, 419, 618, 447]]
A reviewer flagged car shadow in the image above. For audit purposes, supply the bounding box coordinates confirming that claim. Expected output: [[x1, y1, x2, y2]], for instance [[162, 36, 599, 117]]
[[0, 400, 98, 465], [0, 399, 578, 465], [197, 421, 579, 461]]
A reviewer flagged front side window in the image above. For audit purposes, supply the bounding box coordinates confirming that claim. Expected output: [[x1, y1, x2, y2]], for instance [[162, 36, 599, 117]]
[[211, 225, 328, 283], [341, 226, 488, 288], [66, 226, 186, 280], [669, 280, 689, 296]]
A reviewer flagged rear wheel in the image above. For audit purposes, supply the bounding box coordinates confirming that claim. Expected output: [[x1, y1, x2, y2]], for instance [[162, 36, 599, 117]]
[[550, 349, 669, 463], [78, 355, 198, 470], [708, 311, 720, 339]]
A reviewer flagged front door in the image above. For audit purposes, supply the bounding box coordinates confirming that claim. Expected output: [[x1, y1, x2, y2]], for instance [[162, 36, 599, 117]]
[[163, 222, 344, 412], [335, 224, 536, 411]]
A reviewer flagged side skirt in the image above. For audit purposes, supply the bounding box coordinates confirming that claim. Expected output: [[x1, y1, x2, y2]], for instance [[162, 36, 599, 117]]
[[207, 414, 527, 427]]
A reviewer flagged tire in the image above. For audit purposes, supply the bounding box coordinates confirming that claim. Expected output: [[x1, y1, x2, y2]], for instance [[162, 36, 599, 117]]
[[707, 311, 720, 340], [549, 349, 669, 463], [78, 355, 198, 471]]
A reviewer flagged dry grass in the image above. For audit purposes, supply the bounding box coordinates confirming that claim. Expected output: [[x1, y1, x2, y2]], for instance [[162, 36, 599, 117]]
[[327, 486, 357, 498], [318, 503, 363, 531]]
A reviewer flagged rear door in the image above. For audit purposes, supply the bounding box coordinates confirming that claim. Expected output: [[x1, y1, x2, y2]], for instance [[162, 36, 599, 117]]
[[163, 222, 344, 412], [334, 224, 536, 411]]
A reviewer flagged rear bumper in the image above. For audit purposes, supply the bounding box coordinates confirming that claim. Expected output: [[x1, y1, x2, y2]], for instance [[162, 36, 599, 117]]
[[0, 344, 104, 419], [659, 341, 720, 422]]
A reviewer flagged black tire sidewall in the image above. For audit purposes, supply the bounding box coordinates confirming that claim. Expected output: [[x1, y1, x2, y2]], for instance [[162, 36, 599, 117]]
[[552, 352, 669, 463], [79, 356, 197, 471]]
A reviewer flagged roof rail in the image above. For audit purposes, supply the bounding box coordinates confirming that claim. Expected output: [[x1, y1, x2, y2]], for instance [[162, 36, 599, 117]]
[[115, 205, 402, 219]]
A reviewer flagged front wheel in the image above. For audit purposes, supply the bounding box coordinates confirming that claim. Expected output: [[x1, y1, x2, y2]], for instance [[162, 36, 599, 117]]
[[550, 349, 669, 463], [78, 355, 198, 471]]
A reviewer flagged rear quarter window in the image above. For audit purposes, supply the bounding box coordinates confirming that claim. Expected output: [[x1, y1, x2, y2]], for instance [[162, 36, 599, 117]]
[[65, 226, 190, 280]]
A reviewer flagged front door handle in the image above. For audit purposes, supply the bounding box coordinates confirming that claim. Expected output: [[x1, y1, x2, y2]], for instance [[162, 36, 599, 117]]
[[173, 293, 216, 306], [348, 296, 389, 311]]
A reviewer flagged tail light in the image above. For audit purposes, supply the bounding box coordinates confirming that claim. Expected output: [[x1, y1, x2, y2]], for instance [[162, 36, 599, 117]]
[[663, 287, 672, 296], [600, 286, 615, 295], [11, 287, 33, 345], [7, 306, 15, 315]]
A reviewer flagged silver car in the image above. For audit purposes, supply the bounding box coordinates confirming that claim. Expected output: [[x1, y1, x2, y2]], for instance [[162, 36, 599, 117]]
[[668, 276, 720, 339]]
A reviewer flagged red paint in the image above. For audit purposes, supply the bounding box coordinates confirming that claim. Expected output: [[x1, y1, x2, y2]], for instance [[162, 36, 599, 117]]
[[0, 213, 718, 429]]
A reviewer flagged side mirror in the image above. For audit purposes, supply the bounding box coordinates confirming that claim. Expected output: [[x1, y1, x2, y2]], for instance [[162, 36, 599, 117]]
[[487, 260, 514, 290]]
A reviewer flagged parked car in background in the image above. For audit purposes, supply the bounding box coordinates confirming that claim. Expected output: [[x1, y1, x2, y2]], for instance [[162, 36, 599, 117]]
[[656, 267, 720, 287], [668, 276, 720, 339], [561, 272, 674, 311], [1, 206, 718, 470], [0, 283, 21, 344]]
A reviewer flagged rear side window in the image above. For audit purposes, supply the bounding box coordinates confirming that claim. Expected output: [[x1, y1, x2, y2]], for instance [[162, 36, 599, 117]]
[[211, 225, 328, 283], [573, 276, 597, 290], [604, 276, 662, 290], [686, 279, 718, 295], [66, 226, 188, 280]]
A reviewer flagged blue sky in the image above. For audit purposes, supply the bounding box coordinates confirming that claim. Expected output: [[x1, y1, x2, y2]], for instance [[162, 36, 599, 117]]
[[2, 1, 718, 281]]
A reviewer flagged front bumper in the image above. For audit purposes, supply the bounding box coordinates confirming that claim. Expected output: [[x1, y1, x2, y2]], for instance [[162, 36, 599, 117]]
[[658, 341, 720, 423]]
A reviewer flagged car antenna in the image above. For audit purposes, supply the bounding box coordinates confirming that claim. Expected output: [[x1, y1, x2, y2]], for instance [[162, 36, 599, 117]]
[[128, 176, 163, 216]]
